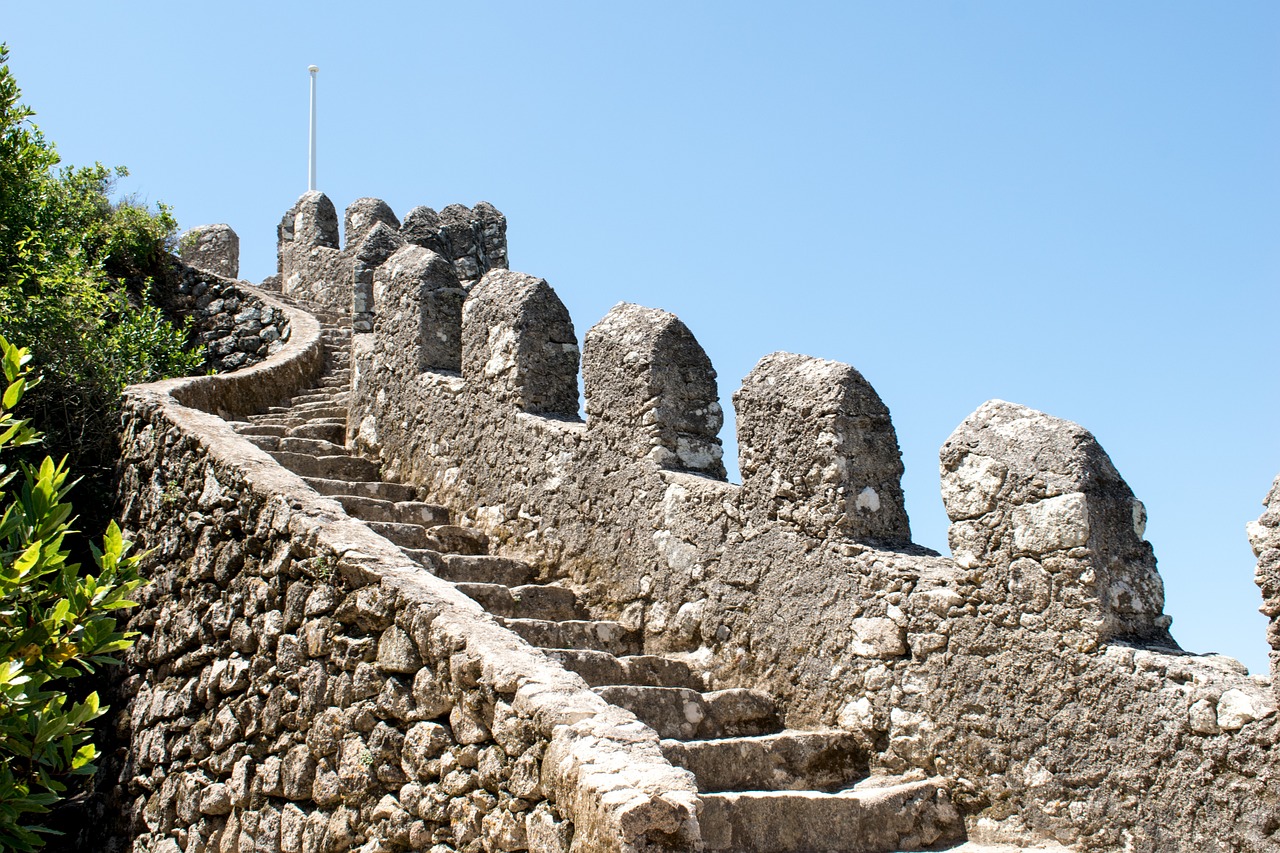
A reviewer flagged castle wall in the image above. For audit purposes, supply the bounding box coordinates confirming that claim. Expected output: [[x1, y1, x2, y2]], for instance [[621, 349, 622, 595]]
[[341, 207, 1280, 851], [106, 287, 699, 852], [278, 192, 507, 323]]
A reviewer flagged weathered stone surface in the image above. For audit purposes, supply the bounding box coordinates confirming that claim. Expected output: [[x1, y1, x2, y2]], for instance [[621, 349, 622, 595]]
[[584, 302, 726, 477], [179, 223, 239, 278], [462, 269, 580, 416], [163, 258, 294, 373], [1247, 472, 1280, 698], [940, 400, 1170, 644], [101, 292, 701, 852], [735, 351, 910, 541], [373, 245, 466, 373]]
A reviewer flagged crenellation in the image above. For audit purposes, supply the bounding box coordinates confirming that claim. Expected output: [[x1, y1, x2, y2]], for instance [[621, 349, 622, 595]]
[[277, 192, 349, 311], [735, 351, 911, 543], [179, 222, 240, 278], [352, 220, 407, 332], [941, 400, 1172, 646], [583, 302, 726, 478], [402, 202, 509, 287], [374, 244, 467, 374], [344, 196, 401, 250], [280, 193, 507, 320], [462, 269, 581, 418]]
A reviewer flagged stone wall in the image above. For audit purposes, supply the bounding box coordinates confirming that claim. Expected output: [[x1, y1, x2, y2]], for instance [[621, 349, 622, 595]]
[[277, 192, 507, 327], [162, 228, 293, 374], [104, 297, 701, 852], [347, 248, 1280, 851]]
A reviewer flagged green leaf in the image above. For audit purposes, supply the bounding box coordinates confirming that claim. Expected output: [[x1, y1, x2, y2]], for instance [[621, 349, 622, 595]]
[[2, 376, 24, 410]]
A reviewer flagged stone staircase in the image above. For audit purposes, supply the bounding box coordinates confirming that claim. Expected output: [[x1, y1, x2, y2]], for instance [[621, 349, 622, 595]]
[[226, 300, 991, 853]]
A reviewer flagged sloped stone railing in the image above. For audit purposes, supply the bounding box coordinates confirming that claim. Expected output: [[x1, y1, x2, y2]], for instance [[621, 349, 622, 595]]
[[107, 287, 700, 851]]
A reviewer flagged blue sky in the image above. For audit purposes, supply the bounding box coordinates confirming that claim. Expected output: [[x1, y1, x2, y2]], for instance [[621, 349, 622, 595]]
[[6, 2, 1278, 673]]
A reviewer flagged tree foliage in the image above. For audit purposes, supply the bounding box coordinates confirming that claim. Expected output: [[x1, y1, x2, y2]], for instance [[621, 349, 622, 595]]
[[0, 44, 196, 847], [0, 43, 203, 516], [0, 337, 144, 851]]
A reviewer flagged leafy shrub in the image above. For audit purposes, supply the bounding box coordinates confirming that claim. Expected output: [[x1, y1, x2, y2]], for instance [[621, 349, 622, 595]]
[[0, 336, 144, 851], [0, 44, 203, 525]]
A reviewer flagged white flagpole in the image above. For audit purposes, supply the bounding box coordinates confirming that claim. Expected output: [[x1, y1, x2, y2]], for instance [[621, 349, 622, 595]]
[[308, 65, 319, 192]]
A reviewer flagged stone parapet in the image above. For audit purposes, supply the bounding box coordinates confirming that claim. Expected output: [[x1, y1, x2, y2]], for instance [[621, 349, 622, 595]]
[[165, 257, 297, 375], [279, 192, 507, 325], [335, 185, 1278, 849]]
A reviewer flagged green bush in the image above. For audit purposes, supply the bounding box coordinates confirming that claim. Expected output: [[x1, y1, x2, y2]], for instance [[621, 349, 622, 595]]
[[0, 43, 203, 524], [0, 336, 144, 851]]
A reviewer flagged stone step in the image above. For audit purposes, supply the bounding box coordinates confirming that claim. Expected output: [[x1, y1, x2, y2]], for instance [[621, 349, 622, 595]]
[[286, 422, 345, 444], [699, 777, 963, 853], [455, 583, 579, 620], [304, 477, 419, 502], [429, 554, 536, 586], [289, 403, 348, 419], [247, 416, 309, 429], [504, 619, 641, 657], [291, 391, 348, 406], [257, 404, 348, 420], [317, 376, 351, 389], [660, 730, 868, 793], [232, 423, 287, 438], [270, 451, 380, 481], [924, 844, 1075, 852], [334, 495, 450, 526], [246, 435, 279, 451], [593, 686, 777, 741], [249, 416, 346, 431], [367, 521, 432, 549], [544, 649, 703, 690], [278, 437, 347, 456], [419, 525, 489, 556]]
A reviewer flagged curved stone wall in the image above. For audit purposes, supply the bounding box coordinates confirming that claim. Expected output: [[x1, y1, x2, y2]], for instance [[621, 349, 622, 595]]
[[104, 289, 699, 852]]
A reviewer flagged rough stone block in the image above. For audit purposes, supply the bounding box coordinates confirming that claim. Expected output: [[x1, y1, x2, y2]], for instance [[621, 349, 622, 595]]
[[735, 351, 909, 542], [462, 269, 579, 417], [583, 302, 726, 478], [180, 224, 240, 279], [940, 400, 1171, 644]]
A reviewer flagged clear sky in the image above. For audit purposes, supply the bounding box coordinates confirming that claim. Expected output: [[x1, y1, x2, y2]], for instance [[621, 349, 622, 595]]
[[5, 2, 1278, 674]]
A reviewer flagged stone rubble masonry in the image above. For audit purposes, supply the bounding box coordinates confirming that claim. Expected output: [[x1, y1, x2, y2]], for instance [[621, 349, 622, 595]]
[[180, 223, 240, 279], [939, 400, 1171, 646], [166, 253, 294, 374], [339, 191, 1280, 851], [108, 287, 701, 852], [278, 191, 507, 331]]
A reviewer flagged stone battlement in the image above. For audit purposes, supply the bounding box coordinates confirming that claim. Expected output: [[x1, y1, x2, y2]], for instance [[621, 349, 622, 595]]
[[98, 196, 1279, 853]]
